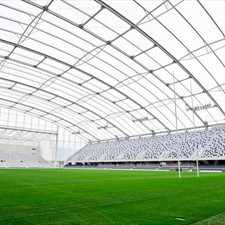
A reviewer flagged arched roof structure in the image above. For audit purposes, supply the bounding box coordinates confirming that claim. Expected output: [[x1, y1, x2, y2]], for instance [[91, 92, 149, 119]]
[[0, 0, 225, 141]]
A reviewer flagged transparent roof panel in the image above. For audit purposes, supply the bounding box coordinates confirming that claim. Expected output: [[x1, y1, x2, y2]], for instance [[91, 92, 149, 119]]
[[1, 0, 225, 141]]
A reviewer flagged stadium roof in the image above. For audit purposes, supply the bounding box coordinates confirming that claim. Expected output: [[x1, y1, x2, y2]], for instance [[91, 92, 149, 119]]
[[0, 0, 225, 141]]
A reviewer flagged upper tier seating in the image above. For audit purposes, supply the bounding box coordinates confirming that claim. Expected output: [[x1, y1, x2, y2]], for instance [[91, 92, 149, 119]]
[[69, 126, 225, 162]]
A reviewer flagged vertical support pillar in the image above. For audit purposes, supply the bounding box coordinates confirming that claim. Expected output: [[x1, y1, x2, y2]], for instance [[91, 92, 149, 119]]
[[172, 72, 181, 178], [55, 126, 59, 167], [178, 160, 181, 178], [196, 159, 200, 177]]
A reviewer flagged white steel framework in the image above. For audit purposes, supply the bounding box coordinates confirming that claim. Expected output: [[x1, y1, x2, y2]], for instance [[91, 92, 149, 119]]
[[0, 0, 225, 142]]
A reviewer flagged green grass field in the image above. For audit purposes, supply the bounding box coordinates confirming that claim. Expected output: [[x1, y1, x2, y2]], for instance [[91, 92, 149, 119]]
[[0, 169, 225, 225]]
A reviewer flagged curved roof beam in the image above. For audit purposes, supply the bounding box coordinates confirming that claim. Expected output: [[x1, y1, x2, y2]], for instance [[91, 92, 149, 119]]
[[196, 0, 225, 38], [20, 0, 206, 126], [0, 38, 170, 133], [0, 73, 129, 138], [0, 17, 179, 130], [57, 0, 204, 126], [0, 96, 99, 141], [0, 45, 155, 135], [2, 0, 222, 137], [20, 0, 170, 131], [0, 50, 158, 135], [132, 0, 216, 123], [50, 0, 206, 125], [95, 0, 225, 120], [166, 0, 225, 101]]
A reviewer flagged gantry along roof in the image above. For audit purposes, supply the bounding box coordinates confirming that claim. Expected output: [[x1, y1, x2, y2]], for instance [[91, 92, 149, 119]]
[[0, 0, 225, 141]]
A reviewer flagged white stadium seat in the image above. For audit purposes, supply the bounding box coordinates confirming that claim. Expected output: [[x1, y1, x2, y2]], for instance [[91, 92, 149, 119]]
[[69, 127, 225, 162]]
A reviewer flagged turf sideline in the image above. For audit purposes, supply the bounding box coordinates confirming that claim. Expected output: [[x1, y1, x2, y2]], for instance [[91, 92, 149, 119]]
[[64, 167, 223, 173], [0, 167, 223, 173]]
